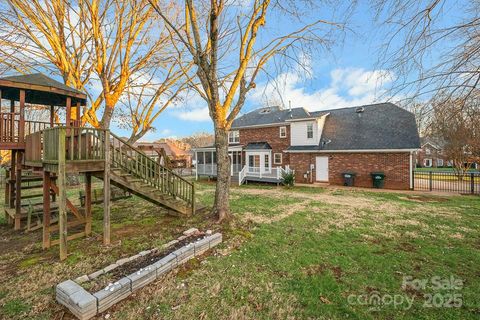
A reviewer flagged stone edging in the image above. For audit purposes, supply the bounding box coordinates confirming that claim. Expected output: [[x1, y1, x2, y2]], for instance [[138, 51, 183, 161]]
[[56, 229, 222, 320]]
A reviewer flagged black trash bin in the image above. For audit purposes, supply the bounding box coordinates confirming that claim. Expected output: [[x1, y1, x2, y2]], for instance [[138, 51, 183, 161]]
[[342, 172, 356, 186], [371, 172, 386, 188]]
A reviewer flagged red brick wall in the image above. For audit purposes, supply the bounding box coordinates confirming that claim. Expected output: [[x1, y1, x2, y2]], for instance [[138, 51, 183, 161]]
[[415, 145, 448, 168], [290, 152, 411, 190], [238, 126, 291, 165]]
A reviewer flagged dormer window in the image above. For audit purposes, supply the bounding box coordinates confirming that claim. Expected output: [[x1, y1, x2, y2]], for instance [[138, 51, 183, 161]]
[[307, 123, 314, 139], [279, 126, 287, 138], [228, 130, 239, 143]]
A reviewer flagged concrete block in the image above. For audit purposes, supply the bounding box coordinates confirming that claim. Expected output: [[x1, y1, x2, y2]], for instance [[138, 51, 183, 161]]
[[154, 253, 177, 277], [205, 229, 213, 235], [88, 269, 104, 280], [57, 280, 83, 296], [116, 257, 130, 266], [56, 280, 97, 320], [128, 254, 141, 262], [163, 239, 179, 248], [173, 243, 194, 265], [103, 263, 118, 273], [209, 233, 223, 248], [183, 227, 199, 236], [93, 277, 132, 313], [139, 250, 151, 257], [194, 237, 210, 256], [177, 235, 187, 241], [127, 265, 156, 291], [75, 275, 90, 284]]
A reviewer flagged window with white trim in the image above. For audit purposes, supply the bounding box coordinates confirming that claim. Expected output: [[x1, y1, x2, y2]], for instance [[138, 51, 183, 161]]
[[274, 153, 282, 164], [228, 130, 239, 143], [306, 123, 314, 139], [424, 158, 432, 167], [279, 126, 287, 138], [425, 148, 431, 155], [437, 159, 444, 167]]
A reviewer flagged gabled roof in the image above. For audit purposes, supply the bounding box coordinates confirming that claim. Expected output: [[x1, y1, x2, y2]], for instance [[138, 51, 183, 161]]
[[232, 106, 321, 128], [0, 73, 87, 106], [244, 142, 272, 150], [0, 73, 84, 95], [311, 103, 420, 151]]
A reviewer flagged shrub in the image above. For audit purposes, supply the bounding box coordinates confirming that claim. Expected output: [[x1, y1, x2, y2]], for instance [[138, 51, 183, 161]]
[[282, 171, 295, 187]]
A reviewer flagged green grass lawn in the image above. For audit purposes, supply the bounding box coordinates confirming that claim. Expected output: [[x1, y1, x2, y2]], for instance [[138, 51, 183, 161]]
[[0, 181, 479, 319]]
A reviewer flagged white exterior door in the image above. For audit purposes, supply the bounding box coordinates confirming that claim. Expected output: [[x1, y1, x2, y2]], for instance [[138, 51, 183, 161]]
[[315, 156, 329, 182]]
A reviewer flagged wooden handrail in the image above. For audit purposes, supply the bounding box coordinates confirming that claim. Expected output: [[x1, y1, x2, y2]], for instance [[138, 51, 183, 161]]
[[109, 132, 194, 208]]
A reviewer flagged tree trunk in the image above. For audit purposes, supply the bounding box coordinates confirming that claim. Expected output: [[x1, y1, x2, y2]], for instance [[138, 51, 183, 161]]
[[214, 126, 231, 222], [100, 104, 114, 129]]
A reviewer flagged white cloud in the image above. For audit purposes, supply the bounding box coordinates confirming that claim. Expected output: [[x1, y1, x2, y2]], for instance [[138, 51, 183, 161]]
[[176, 107, 210, 122], [250, 67, 395, 111]]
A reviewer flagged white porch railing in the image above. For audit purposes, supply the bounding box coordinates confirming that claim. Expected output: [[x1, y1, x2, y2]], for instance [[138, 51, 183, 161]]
[[238, 166, 293, 185]]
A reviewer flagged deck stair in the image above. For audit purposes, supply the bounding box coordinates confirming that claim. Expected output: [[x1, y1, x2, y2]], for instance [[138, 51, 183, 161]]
[[94, 133, 196, 216]]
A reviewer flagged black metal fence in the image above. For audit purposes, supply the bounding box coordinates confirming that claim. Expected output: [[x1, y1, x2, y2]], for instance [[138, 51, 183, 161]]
[[413, 170, 480, 194]]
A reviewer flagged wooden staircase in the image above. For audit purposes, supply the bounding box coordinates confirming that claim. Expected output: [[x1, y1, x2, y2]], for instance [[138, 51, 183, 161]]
[[94, 133, 195, 215]]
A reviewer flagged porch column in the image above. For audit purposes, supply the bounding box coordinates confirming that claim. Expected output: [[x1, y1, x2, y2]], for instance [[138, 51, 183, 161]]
[[14, 151, 23, 230], [103, 131, 111, 245], [65, 97, 72, 128], [195, 151, 198, 180], [50, 105, 55, 127], [19, 90, 25, 142], [211, 151, 214, 174], [76, 101, 81, 127], [10, 100, 14, 141]]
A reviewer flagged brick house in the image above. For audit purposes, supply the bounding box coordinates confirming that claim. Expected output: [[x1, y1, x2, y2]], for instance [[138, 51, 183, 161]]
[[415, 139, 450, 168], [194, 103, 420, 190]]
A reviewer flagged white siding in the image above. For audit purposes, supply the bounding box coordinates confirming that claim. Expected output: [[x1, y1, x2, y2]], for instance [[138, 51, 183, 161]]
[[290, 120, 319, 146]]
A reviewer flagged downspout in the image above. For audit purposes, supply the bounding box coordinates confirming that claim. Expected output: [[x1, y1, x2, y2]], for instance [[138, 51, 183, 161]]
[[409, 151, 413, 190]]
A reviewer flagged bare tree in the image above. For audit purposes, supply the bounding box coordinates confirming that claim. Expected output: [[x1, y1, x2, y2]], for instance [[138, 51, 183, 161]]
[[119, 63, 190, 144], [373, 0, 480, 105], [181, 132, 214, 149], [0, 0, 184, 136], [428, 97, 480, 177], [149, 0, 348, 221]]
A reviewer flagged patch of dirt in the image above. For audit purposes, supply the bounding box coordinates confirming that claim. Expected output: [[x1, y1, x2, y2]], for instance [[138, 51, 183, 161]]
[[241, 200, 311, 224], [302, 264, 343, 281], [401, 195, 450, 203], [396, 242, 417, 252], [85, 233, 206, 292]]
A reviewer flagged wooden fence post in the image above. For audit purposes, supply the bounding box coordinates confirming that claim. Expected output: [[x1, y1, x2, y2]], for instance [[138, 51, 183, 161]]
[[58, 128, 67, 260], [85, 172, 92, 236], [42, 171, 51, 249], [103, 130, 111, 245], [14, 151, 23, 230]]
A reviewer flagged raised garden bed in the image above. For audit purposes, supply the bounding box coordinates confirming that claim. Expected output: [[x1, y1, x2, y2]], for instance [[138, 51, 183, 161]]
[[56, 228, 222, 320]]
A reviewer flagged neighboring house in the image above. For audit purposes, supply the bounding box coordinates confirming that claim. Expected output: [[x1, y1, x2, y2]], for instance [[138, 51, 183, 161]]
[[415, 139, 450, 168], [415, 138, 479, 170], [134, 141, 192, 168], [194, 103, 421, 189]]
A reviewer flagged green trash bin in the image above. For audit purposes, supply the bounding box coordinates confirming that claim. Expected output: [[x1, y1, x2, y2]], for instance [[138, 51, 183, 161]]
[[342, 172, 356, 186], [371, 172, 386, 188]]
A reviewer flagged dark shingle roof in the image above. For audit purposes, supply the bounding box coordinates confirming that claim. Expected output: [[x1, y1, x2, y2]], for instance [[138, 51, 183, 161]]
[[244, 142, 272, 150], [0, 73, 84, 95], [231, 106, 315, 128], [317, 103, 420, 150]]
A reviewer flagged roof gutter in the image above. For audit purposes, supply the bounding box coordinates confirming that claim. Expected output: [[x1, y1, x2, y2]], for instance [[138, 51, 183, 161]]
[[284, 148, 420, 153]]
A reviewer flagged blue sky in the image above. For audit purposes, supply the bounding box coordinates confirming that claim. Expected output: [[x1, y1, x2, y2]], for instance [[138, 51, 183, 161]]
[[95, 0, 465, 140], [120, 1, 392, 141]]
